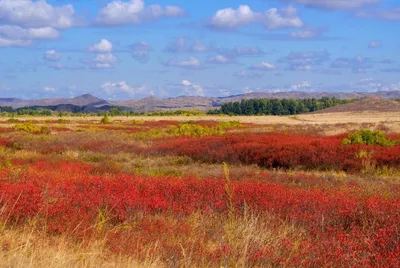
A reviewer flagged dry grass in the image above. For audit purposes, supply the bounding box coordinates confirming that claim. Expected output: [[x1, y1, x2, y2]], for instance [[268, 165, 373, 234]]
[[2, 111, 399, 133], [0, 212, 302, 268], [0, 228, 162, 268]]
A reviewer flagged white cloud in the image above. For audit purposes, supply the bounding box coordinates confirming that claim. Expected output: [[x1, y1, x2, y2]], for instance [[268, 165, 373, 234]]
[[330, 56, 373, 73], [96, 0, 186, 26], [84, 53, 118, 69], [0, 37, 30, 47], [181, 80, 204, 96], [191, 40, 210, 52], [284, 0, 379, 10], [43, 86, 57, 93], [210, 5, 303, 30], [280, 50, 330, 71], [368, 41, 381, 48], [352, 78, 400, 92], [130, 41, 152, 63], [206, 55, 236, 64], [249, 62, 278, 70], [0, 25, 59, 47], [44, 50, 61, 61], [0, 25, 59, 39], [88, 39, 113, 53], [101, 81, 146, 96], [0, 0, 78, 29], [290, 81, 312, 91], [165, 37, 212, 53], [243, 87, 254, 94], [164, 56, 202, 69]]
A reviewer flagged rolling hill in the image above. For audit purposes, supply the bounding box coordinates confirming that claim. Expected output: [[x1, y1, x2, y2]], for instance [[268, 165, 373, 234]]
[[1, 91, 399, 112], [312, 97, 400, 113]]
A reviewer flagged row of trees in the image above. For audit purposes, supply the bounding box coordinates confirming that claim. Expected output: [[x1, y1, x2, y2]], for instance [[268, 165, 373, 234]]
[[0, 107, 53, 116], [0, 106, 206, 117], [208, 97, 356, 116]]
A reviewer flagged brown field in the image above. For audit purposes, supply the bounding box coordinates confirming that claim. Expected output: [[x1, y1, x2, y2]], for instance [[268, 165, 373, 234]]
[[3, 111, 400, 133]]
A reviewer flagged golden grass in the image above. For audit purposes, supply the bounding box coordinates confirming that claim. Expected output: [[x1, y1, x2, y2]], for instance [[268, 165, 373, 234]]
[[0, 228, 162, 268], [1, 111, 399, 134]]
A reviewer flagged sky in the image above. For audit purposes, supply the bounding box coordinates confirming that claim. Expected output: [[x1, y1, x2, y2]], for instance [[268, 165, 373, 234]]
[[0, 0, 399, 100]]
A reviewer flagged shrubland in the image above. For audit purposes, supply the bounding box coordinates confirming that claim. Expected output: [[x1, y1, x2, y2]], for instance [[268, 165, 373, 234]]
[[0, 117, 399, 267]]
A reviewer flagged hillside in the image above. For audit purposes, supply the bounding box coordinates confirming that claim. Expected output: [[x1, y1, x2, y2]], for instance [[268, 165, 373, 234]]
[[1, 91, 400, 112], [113, 91, 400, 112], [0, 94, 110, 109], [312, 97, 400, 113]]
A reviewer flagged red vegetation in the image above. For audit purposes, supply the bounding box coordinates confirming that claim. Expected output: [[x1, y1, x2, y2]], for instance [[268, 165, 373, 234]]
[[152, 133, 400, 172], [0, 160, 399, 266]]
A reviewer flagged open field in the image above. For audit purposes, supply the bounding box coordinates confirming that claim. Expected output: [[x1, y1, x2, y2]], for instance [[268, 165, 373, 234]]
[[0, 114, 399, 267], [2, 111, 400, 133]]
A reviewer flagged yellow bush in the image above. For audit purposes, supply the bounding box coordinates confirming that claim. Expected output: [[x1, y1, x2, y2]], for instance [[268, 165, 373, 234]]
[[13, 123, 51, 134]]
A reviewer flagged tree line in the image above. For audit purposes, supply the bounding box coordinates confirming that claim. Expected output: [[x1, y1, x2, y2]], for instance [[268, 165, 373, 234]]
[[0, 106, 206, 117], [208, 97, 357, 116]]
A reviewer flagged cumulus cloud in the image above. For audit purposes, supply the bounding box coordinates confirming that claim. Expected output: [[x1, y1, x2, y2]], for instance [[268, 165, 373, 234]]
[[165, 37, 212, 53], [368, 41, 381, 48], [130, 41, 152, 63], [43, 50, 61, 61], [101, 81, 146, 96], [352, 78, 400, 92], [0, 25, 59, 47], [279, 50, 330, 71], [164, 57, 202, 69], [100, 81, 145, 96], [281, 0, 379, 10], [88, 39, 113, 53], [191, 40, 211, 52], [96, 0, 186, 26], [206, 55, 236, 64], [181, 80, 204, 96], [84, 53, 118, 69], [249, 62, 278, 70], [355, 7, 400, 20], [331, 56, 373, 73], [0, 0, 79, 29], [210, 5, 303, 30], [290, 80, 313, 91]]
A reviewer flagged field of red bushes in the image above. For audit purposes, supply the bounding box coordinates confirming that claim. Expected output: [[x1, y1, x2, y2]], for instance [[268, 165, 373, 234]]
[[0, 118, 399, 266]]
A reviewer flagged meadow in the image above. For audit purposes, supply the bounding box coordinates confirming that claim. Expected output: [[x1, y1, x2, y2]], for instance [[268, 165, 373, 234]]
[[0, 113, 399, 267]]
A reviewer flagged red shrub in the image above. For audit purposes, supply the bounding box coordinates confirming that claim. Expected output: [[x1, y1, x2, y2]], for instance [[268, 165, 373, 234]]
[[150, 133, 399, 172], [0, 160, 399, 265]]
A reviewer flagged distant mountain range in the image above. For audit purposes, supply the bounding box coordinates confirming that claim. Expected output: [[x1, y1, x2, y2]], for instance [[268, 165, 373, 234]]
[[1, 91, 399, 112]]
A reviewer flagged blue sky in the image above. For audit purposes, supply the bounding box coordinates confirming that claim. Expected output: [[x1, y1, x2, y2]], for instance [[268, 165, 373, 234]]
[[0, 0, 399, 100]]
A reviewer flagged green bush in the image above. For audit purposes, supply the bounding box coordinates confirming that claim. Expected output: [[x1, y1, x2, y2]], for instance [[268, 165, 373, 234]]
[[342, 129, 398, 147], [100, 115, 111, 124], [131, 119, 145, 125], [57, 118, 69, 123], [13, 123, 51, 134]]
